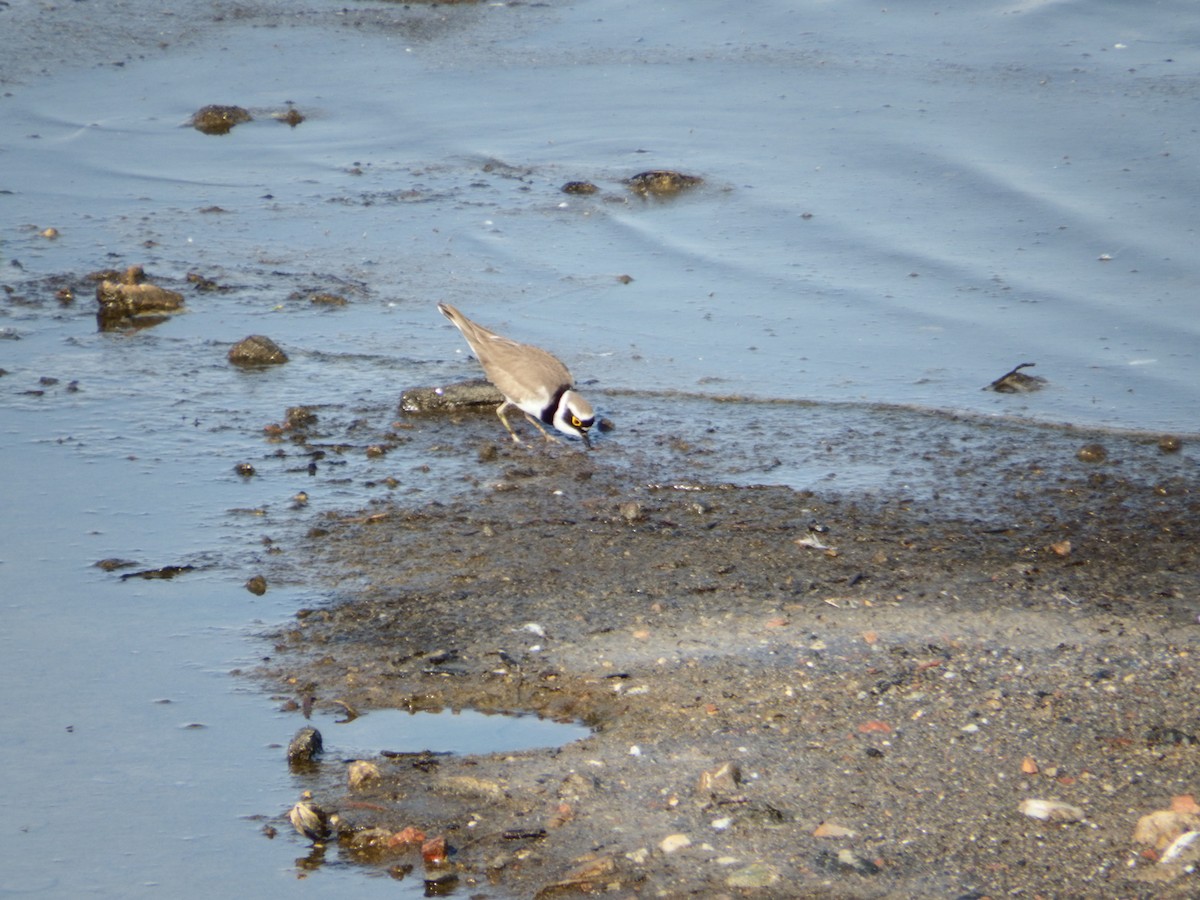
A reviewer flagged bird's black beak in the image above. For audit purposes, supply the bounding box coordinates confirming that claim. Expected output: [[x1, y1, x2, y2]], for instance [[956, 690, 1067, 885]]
[[581, 431, 592, 450]]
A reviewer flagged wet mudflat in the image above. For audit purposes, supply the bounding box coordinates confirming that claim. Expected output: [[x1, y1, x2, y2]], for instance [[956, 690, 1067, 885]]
[[257, 405, 1200, 898]]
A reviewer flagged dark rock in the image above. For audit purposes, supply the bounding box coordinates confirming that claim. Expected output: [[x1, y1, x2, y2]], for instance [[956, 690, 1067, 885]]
[[562, 181, 599, 195], [88, 264, 146, 285], [286, 406, 319, 429], [289, 795, 332, 843], [274, 106, 305, 127], [192, 104, 252, 135], [119, 564, 195, 581], [625, 170, 703, 197], [95, 280, 184, 330], [399, 379, 503, 414], [186, 272, 227, 292], [310, 293, 347, 306], [1158, 435, 1183, 453], [1146, 725, 1197, 747], [229, 335, 289, 367], [985, 362, 1047, 393], [287, 726, 324, 765]]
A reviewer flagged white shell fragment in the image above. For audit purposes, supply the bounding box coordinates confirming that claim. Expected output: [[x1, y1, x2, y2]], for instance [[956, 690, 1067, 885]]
[[1160, 829, 1200, 865], [795, 534, 837, 552], [659, 833, 692, 854], [1019, 798, 1085, 822]]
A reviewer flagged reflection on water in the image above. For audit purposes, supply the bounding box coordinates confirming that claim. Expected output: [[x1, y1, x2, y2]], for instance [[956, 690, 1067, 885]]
[[2, 0, 1198, 897], [308, 708, 591, 759]]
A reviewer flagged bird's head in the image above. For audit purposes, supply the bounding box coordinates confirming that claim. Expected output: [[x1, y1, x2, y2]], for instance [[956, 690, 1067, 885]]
[[554, 390, 596, 448]]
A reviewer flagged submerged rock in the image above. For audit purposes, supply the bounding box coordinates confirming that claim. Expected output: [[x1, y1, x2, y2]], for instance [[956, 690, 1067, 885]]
[[229, 335, 289, 366], [285, 406, 319, 429], [985, 362, 1047, 393], [561, 181, 599, 195], [119, 564, 195, 581], [1158, 435, 1183, 453], [625, 170, 703, 197], [273, 106, 306, 127], [94, 558, 138, 572], [310, 293, 347, 306], [192, 104, 252, 135]]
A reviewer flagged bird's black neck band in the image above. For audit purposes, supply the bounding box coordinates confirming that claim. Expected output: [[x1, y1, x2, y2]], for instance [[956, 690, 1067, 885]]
[[541, 385, 569, 425]]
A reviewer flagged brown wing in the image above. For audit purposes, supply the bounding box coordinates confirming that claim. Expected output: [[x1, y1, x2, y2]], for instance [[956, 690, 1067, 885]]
[[475, 336, 574, 404], [440, 303, 574, 403]]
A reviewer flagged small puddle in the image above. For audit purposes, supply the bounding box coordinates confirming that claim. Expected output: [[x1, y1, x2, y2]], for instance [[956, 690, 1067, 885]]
[[308, 708, 590, 758]]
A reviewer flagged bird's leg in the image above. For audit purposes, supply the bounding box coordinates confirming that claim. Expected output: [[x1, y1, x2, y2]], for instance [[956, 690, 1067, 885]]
[[496, 400, 523, 443], [523, 412, 560, 443]]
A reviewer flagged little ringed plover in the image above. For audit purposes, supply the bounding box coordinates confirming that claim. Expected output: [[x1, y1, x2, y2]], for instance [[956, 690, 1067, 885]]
[[438, 302, 595, 447]]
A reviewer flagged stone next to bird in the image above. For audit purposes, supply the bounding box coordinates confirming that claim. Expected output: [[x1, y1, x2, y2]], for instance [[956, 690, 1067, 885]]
[[400, 377, 615, 439], [399, 379, 505, 414]]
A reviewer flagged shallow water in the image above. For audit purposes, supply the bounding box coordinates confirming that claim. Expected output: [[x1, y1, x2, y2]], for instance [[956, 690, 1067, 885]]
[[6, 0, 1200, 431], [2, 0, 1198, 895], [310, 709, 591, 759]]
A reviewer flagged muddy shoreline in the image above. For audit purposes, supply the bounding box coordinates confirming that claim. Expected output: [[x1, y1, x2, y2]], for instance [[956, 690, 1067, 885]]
[[257, 419, 1200, 898]]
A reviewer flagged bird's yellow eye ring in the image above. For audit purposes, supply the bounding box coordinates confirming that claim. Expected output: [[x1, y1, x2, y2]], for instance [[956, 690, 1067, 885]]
[[571, 416, 582, 428]]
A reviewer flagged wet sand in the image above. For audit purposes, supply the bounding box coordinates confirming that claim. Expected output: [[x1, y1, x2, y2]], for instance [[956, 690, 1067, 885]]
[[258, 414, 1200, 898]]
